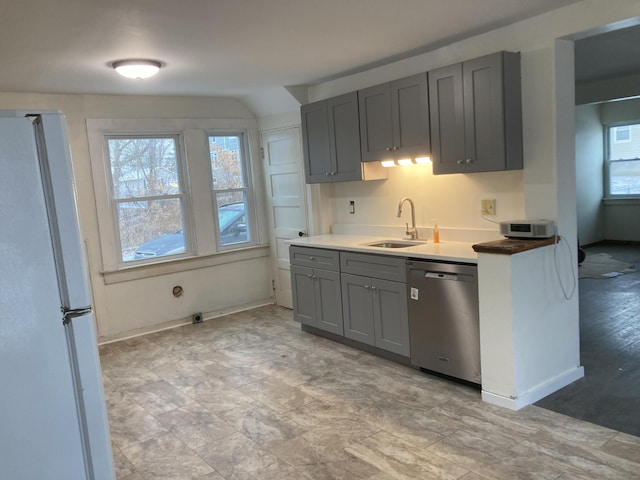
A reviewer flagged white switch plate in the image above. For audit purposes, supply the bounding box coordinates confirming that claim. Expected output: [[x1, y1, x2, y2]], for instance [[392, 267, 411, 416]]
[[481, 199, 496, 215], [410, 287, 419, 300]]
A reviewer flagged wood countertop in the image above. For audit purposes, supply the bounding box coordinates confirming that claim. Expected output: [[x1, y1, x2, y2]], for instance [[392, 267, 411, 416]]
[[472, 237, 558, 255]]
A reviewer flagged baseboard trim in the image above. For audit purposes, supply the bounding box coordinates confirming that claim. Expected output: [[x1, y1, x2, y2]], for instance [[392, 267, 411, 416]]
[[482, 366, 585, 410], [98, 298, 275, 345]]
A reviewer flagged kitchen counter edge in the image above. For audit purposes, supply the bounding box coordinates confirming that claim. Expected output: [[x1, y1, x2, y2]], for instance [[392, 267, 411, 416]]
[[288, 234, 478, 264]]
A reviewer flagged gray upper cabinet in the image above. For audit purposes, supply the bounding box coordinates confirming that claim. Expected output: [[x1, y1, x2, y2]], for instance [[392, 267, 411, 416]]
[[429, 51, 523, 174], [358, 73, 430, 162], [301, 92, 385, 184]]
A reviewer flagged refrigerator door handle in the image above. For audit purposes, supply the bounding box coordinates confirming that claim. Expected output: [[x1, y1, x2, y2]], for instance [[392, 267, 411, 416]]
[[62, 306, 93, 325]]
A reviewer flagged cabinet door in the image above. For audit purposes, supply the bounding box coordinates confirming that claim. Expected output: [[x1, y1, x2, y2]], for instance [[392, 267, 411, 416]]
[[301, 100, 332, 183], [290, 265, 316, 327], [428, 63, 466, 174], [391, 73, 430, 160], [372, 278, 410, 357], [463, 52, 505, 172], [341, 273, 375, 346], [358, 83, 393, 162], [315, 268, 344, 335], [327, 92, 362, 182], [463, 51, 523, 172]]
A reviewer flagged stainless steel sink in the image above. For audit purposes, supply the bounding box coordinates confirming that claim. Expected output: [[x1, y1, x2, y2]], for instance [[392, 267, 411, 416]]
[[365, 240, 425, 248]]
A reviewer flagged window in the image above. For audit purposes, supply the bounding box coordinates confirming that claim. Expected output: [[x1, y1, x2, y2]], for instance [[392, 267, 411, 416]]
[[105, 135, 189, 262], [88, 118, 261, 274], [606, 124, 640, 196], [209, 134, 253, 247]]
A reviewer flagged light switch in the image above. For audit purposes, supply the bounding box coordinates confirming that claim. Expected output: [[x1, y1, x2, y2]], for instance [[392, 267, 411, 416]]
[[410, 287, 419, 300]]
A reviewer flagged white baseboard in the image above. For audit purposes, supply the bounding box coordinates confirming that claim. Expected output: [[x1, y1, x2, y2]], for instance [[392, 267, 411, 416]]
[[98, 297, 275, 345], [482, 366, 585, 410]]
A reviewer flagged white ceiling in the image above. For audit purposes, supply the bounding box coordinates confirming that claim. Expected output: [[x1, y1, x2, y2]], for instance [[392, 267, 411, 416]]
[[0, 0, 582, 116]]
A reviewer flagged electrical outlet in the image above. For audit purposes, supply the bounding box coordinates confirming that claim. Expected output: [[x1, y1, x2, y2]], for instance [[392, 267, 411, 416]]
[[481, 199, 496, 215], [349, 200, 355, 214]]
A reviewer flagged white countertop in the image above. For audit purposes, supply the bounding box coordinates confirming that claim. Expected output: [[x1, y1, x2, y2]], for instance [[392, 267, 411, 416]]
[[289, 234, 478, 263]]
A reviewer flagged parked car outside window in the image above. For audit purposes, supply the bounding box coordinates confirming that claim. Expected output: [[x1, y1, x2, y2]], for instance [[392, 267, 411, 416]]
[[133, 202, 248, 260]]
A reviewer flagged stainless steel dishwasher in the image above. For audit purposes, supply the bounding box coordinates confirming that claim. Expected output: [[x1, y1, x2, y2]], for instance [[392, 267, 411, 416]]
[[407, 260, 481, 385]]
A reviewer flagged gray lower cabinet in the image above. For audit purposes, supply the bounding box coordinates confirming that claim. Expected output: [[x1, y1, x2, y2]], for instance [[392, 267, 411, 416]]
[[290, 247, 343, 335], [428, 51, 522, 174], [340, 253, 410, 357]]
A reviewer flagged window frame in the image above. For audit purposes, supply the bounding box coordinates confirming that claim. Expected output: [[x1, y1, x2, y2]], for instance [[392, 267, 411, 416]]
[[207, 130, 258, 251], [604, 122, 640, 199], [102, 132, 194, 266]]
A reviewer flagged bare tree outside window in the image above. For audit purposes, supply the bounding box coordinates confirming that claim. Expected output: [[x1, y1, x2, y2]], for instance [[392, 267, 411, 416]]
[[107, 136, 186, 261]]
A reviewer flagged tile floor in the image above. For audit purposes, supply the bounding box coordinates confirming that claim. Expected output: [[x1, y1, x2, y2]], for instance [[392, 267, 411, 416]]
[[100, 305, 640, 480]]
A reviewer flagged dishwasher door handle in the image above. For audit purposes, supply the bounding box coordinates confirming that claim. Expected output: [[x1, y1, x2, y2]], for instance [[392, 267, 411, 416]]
[[424, 272, 458, 281]]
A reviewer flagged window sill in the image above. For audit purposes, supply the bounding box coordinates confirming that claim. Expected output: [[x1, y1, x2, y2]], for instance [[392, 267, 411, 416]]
[[602, 197, 640, 206], [101, 244, 270, 285]]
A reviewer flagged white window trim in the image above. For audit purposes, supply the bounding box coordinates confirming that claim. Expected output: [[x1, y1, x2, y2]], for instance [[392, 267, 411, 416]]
[[207, 130, 258, 252], [604, 122, 640, 200], [103, 133, 194, 266], [87, 117, 262, 274]]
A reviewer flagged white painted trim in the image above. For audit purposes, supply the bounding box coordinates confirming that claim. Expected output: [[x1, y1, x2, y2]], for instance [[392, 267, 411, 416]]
[[482, 365, 585, 410], [481, 390, 518, 410]]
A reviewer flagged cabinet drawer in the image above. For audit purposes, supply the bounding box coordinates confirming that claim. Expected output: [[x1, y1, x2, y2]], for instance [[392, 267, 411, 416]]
[[340, 252, 406, 282], [289, 246, 340, 271]]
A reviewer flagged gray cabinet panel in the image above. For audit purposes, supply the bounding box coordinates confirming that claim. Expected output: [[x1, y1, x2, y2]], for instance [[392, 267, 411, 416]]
[[429, 63, 465, 174], [301, 92, 379, 184], [429, 51, 522, 174], [358, 84, 393, 162], [290, 246, 339, 271], [391, 73, 430, 160], [327, 92, 362, 182], [291, 264, 316, 327], [341, 273, 375, 346], [301, 100, 332, 183], [372, 278, 410, 357], [358, 74, 429, 163], [316, 268, 344, 335], [340, 251, 406, 282], [290, 246, 343, 334]]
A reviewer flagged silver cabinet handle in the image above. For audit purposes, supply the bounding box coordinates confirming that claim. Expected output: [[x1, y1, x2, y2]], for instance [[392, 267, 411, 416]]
[[393, 146, 399, 151], [364, 284, 370, 289], [457, 159, 464, 165], [465, 158, 473, 164], [309, 256, 314, 260], [385, 147, 392, 152], [325, 172, 331, 176]]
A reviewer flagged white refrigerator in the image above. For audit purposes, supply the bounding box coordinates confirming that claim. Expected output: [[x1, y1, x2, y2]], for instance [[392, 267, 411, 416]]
[[0, 111, 115, 479]]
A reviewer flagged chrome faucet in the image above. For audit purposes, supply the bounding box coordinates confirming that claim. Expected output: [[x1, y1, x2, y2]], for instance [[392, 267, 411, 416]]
[[397, 197, 418, 240]]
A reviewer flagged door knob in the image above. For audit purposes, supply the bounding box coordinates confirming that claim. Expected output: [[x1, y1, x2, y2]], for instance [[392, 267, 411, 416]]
[[298, 231, 307, 237]]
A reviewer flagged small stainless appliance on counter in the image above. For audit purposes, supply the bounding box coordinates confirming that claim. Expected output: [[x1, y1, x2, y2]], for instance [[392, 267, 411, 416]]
[[407, 260, 481, 385]]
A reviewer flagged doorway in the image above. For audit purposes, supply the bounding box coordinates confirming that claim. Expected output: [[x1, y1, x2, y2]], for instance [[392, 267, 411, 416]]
[[535, 23, 640, 437], [260, 127, 309, 308]]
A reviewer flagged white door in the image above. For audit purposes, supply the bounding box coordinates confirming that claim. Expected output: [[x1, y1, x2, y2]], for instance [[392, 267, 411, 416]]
[[261, 127, 308, 308]]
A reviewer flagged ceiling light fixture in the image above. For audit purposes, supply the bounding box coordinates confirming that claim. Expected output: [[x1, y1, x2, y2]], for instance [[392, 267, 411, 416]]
[[112, 59, 162, 79]]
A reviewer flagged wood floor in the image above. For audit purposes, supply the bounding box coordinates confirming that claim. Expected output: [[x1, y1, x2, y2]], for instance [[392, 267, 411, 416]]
[[535, 243, 640, 437], [100, 304, 640, 480]]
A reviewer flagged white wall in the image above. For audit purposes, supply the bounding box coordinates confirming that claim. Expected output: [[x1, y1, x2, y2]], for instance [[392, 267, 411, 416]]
[[0, 92, 273, 341], [576, 104, 605, 245]]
